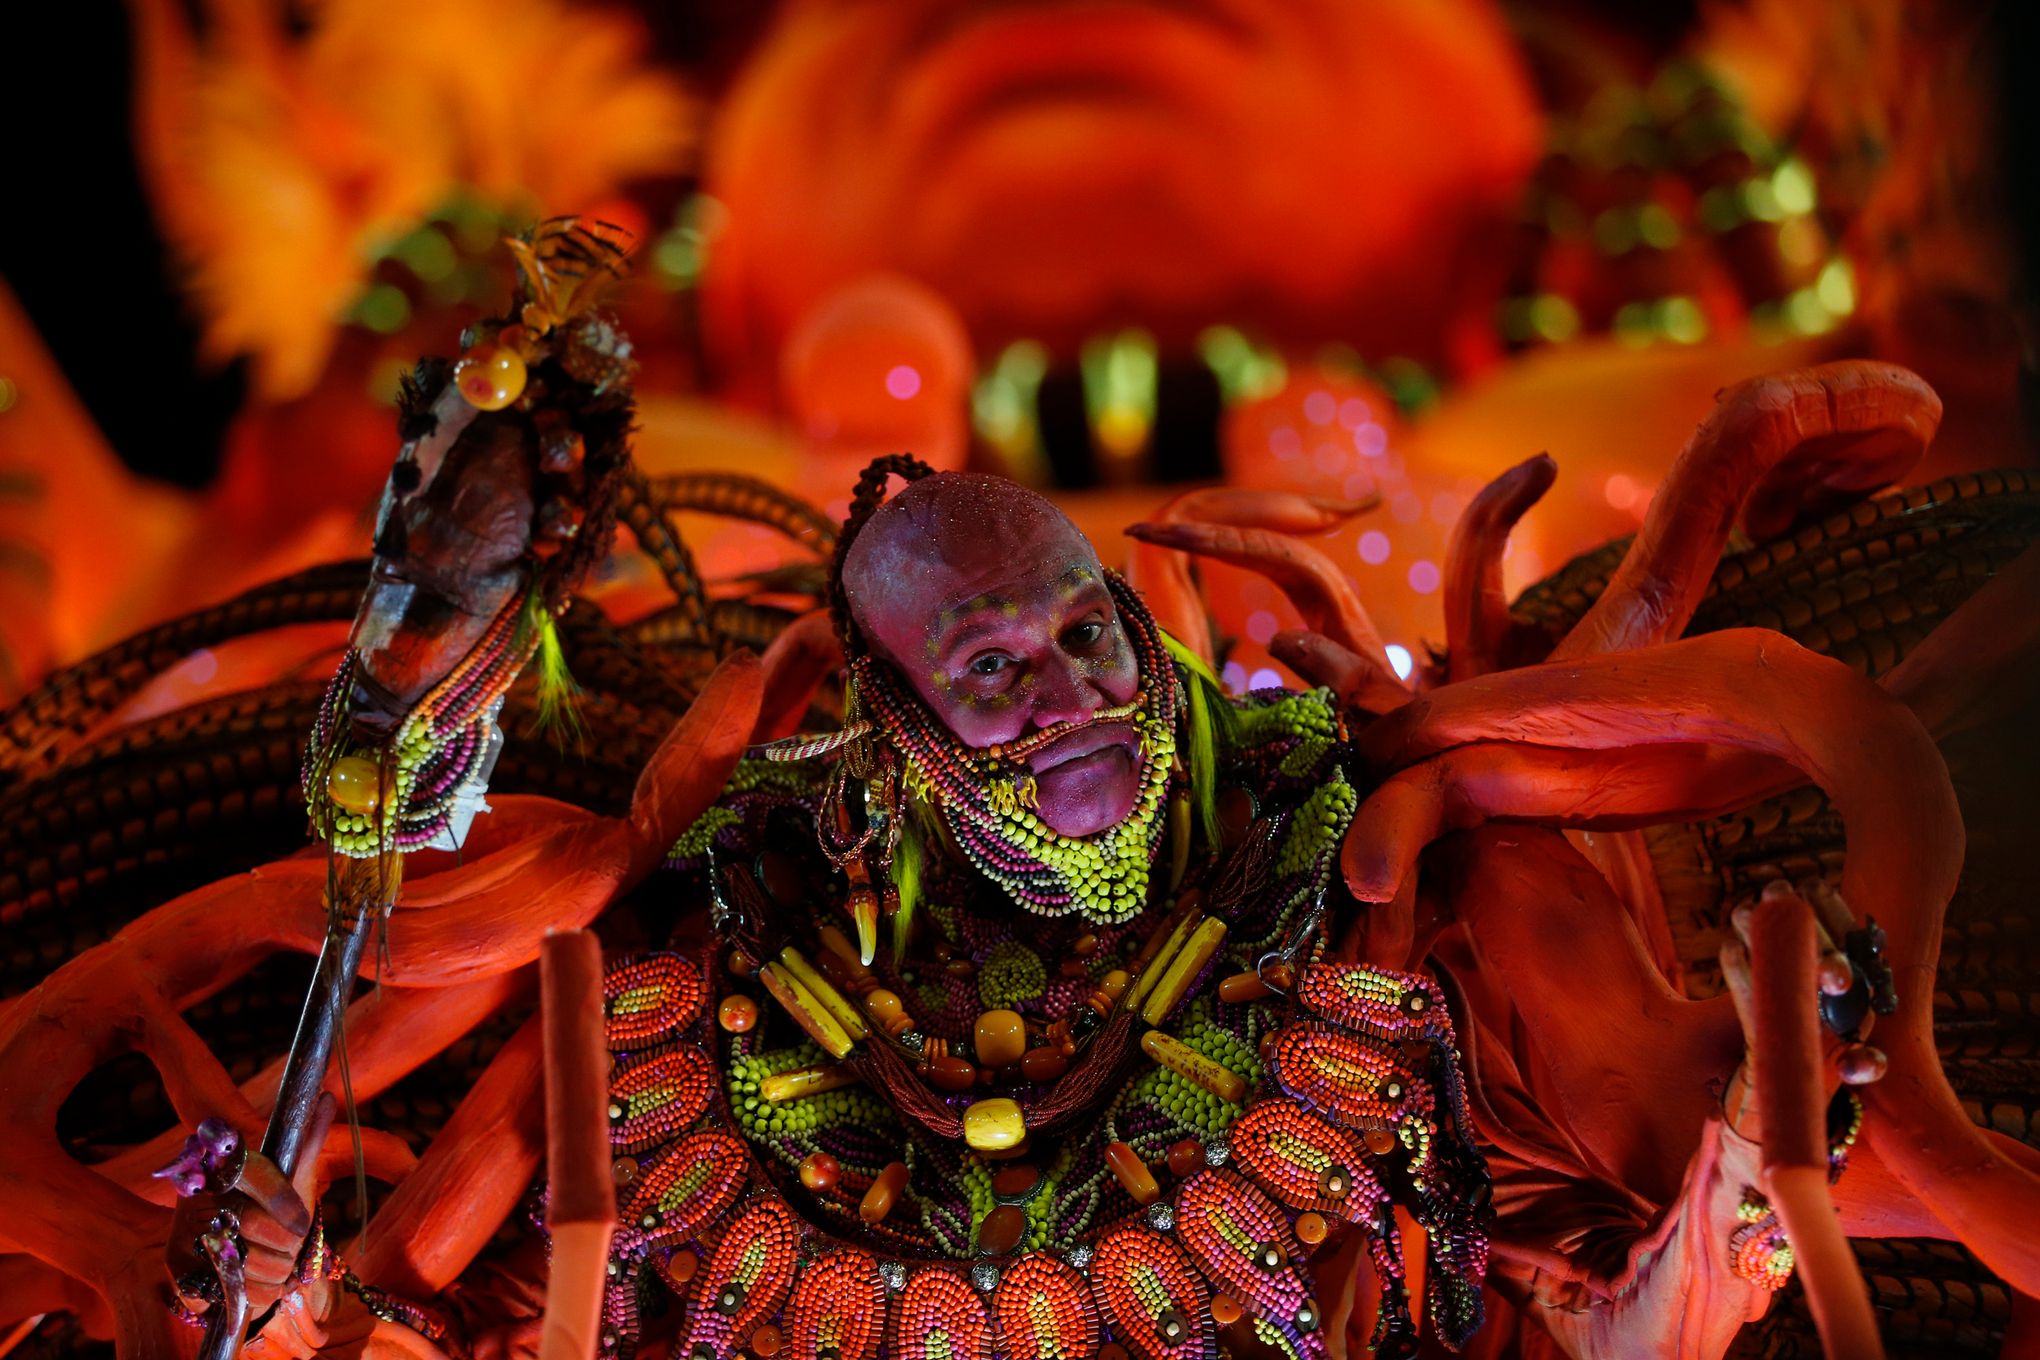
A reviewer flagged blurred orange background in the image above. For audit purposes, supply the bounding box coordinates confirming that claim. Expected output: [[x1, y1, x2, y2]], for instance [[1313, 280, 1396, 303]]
[[0, 0, 2028, 701]]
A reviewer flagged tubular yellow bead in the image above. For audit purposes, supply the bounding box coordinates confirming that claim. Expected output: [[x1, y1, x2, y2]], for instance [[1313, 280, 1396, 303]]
[[758, 963, 855, 1058], [1141, 1030, 1247, 1103], [777, 947, 868, 1040], [963, 1097, 1027, 1153], [1141, 918, 1229, 1025], [326, 755, 381, 814], [760, 1063, 858, 1103], [1125, 908, 1202, 1013]]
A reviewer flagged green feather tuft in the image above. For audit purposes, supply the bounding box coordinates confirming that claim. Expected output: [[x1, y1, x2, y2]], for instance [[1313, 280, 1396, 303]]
[[888, 810, 925, 967], [1161, 631, 1230, 848], [525, 594, 585, 750]]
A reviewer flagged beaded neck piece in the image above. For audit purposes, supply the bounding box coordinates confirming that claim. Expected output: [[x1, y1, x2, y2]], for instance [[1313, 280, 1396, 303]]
[[851, 574, 1181, 926]]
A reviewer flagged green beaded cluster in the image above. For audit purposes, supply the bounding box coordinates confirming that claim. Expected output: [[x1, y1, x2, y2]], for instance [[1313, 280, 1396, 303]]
[[929, 711, 1178, 926], [977, 942, 1048, 1008], [669, 806, 739, 861]]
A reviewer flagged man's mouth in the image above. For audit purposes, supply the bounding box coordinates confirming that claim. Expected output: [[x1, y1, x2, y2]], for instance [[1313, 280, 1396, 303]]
[[1027, 721, 1140, 774]]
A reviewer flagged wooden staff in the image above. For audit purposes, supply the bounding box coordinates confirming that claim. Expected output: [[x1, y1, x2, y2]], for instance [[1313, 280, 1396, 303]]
[[199, 855, 395, 1360]]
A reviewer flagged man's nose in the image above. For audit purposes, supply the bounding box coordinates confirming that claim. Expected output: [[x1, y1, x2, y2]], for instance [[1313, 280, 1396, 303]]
[[1030, 656, 1103, 729]]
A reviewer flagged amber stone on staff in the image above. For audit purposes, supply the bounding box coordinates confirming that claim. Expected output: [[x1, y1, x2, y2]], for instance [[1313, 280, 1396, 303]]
[[717, 995, 759, 1033], [325, 756, 381, 814], [975, 1009, 1026, 1067], [978, 1204, 1027, 1255]]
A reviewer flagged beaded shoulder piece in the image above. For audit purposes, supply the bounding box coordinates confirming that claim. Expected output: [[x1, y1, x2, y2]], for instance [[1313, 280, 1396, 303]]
[[566, 683, 1491, 1360]]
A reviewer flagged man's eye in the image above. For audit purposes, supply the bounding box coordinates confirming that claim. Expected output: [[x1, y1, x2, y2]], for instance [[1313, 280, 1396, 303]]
[[970, 653, 1012, 677], [1066, 621, 1105, 648]]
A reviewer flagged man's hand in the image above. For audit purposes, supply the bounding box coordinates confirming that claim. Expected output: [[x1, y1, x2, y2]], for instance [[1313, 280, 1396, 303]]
[[166, 1094, 338, 1316], [1717, 879, 1887, 1138]]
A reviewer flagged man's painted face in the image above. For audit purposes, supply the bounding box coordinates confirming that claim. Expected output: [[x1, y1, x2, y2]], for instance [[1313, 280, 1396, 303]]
[[844, 475, 1143, 838]]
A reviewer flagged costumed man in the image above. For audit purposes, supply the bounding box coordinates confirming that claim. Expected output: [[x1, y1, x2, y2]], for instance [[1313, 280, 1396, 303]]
[[625, 456, 1890, 1360], [190, 456, 1901, 1360]]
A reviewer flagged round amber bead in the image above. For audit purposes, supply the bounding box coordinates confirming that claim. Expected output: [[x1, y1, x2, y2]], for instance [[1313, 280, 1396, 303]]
[[749, 1323, 783, 1356], [666, 1249, 698, 1283], [1166, 1139, 1205, 1179], [1296, 1212, 1329, 1246], [864, 988, 906, 1033], [1211, 1295, 1243, 1326], [974, 1009, 1027, 1068], [717, 995, 759, 1033], [326, 755, 381, 814], [453, 344, 527, 411], [799, 1152, 841, 1193], [1364, 1128, 1398, 1156]]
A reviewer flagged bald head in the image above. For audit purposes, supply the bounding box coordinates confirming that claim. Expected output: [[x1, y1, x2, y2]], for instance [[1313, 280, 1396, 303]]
[[842, 472, 1143, 836]]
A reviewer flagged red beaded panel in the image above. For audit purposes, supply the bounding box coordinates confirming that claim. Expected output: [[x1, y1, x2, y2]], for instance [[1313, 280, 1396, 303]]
[[1266, 1023, 1431, 1132], [992, 1254, 1101, 1360], [786, 1250, 886, 1360], [1089, 1226, 1214, 1360], [1174, 1172, 1313, 1336], [604, 953, 705, 1049], [888, 1269, 995, 1360], [679, 1197, 801, 1357], [1230, 1100, 1388, 1226], [609, 1043, 715, 1154], [623, 1130, 749, 1250], [1294, 964, 1444, 1042]]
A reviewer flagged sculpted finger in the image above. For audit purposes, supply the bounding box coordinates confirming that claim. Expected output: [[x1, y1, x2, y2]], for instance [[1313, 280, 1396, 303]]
[[237, 1155, 311, 1245]]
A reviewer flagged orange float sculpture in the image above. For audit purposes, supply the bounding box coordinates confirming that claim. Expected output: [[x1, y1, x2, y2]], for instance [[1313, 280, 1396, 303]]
[[0, 230, 2035, 1360]]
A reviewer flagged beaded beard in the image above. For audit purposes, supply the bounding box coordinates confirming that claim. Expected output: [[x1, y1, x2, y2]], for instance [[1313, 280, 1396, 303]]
[[849, 573, 1182, 927]]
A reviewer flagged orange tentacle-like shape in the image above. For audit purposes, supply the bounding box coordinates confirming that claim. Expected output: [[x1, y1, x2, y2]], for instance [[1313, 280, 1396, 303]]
[[1551, 362, 1940, 662], [1122, 488, 1375, 665], [1124, 519, 1405, 710], [0, 653, 759, 1351], [1346, 629, 2040, 1292], [1441, 454, 1554, 683], [753, 609, 842, 743]]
